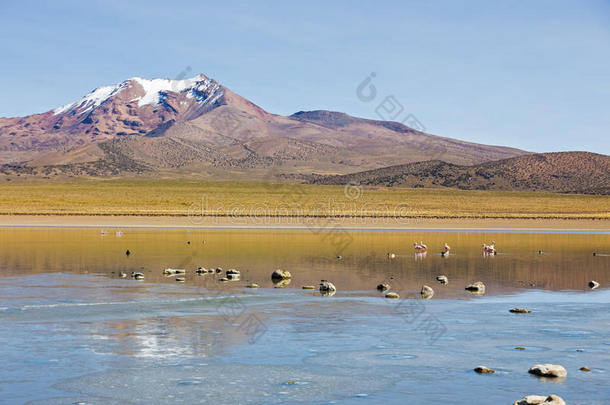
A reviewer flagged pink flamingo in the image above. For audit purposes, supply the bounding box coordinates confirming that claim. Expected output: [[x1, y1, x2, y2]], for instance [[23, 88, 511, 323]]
[[482, 241, 496, 253], [414, 241, 427, 251]]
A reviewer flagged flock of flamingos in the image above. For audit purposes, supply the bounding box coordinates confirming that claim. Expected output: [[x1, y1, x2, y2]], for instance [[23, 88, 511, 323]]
[[407, 241, 496, 257], [387, 241, 497, 260], [413, 241, 496, 253]]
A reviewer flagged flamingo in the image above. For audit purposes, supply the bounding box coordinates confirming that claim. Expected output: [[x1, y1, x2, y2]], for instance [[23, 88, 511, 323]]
[[414, 242, 427, 251], [482, 241, 496, 254]]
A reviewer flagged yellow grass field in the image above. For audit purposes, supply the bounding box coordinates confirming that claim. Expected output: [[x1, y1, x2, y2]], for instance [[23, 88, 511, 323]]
[[0, 179, 608, 219]]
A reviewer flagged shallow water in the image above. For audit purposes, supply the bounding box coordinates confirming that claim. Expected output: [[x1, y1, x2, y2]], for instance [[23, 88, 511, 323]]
[[0, 228, 609, 404]]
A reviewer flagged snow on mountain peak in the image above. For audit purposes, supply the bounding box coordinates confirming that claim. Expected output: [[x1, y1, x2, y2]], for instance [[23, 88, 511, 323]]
[[53, 82, 128, 115], [53, 74, 223, 115]]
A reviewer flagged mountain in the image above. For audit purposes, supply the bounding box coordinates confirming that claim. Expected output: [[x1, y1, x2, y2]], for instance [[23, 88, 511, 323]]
[[309, 152, 610, 194], [0, 74, 527, 179]]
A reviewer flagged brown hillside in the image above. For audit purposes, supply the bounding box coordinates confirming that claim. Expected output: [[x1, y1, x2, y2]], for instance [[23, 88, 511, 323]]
[[310, 152, 610, 195]]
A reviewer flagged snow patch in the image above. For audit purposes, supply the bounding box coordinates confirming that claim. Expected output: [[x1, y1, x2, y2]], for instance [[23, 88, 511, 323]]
[[53, 74, 223, 115], [129, 74, 223, 107], [53, 82, 127, 115]]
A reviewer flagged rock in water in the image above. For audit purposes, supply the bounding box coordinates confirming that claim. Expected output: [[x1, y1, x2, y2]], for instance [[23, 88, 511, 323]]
[[474, 366, 496, 374], [589, 280, 600, 289], [528, 364, 567, 378], [377, 283, 390, 292], [510, 308, 532, 313], [579, 366, 591, 372], [385, 292, 399, 299], [465, 281, 486, 294], [421, 285, 434, 299], [513, 394, 566, 405], [436, 275, 448, 284], [164, 268, 186, 275], [302, 285, 315, 290], [319, 280, 336, 292], [226, 271, 240, 280], [246, 283, 260, 288], [271, 269, 292, 280]]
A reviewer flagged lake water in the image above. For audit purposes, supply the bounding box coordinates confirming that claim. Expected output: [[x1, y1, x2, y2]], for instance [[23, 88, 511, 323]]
[[0, 228, 609, 404]]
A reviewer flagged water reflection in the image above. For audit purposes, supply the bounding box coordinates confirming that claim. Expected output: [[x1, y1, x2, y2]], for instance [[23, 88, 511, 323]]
[[0, 229, 608, 298]]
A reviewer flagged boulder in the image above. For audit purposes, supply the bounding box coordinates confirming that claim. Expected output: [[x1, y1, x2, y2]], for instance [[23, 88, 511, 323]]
[[163, 268, 186, 275], [474, 366, 496, 374], [421, 285, 434, 299], [513, 394, 566, 405], [510, 308, 532, 313], [436, 275, 448, 285], [319, 280, 336, 292], [580, 366, 591, 372], [528, 364, 567, 378], [271, 269, 292, 280], [465, 281, 486, 294]]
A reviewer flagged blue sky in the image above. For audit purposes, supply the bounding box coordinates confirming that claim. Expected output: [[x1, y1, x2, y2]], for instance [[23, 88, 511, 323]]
[[1, 0, 608, 154]]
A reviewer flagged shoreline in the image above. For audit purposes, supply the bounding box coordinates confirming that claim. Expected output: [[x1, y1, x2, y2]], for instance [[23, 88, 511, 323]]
[[0, 215, 608, 233]]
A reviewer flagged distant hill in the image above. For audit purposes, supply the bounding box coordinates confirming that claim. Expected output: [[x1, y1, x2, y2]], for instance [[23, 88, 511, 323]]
[[309, 152, 610, 195], [0, 74, 526, 179]]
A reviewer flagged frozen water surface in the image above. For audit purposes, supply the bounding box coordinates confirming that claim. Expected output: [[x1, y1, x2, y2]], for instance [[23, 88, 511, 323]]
[[0, 229, 608, 404]]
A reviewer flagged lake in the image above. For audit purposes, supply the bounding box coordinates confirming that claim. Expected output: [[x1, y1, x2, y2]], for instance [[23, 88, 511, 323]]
[[0, 228, 609, 404]]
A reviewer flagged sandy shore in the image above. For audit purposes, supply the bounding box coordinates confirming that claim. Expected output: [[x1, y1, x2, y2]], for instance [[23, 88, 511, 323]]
[[0, 215, 608, 232]]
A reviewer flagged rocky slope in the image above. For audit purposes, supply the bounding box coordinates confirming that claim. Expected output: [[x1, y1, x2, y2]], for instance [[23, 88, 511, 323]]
[[309, 152, 610, 194]]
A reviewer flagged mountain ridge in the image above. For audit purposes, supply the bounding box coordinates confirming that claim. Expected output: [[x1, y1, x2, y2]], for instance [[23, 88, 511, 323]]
[[0, 73, 540, 184], [309, 151, 610, 195]]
